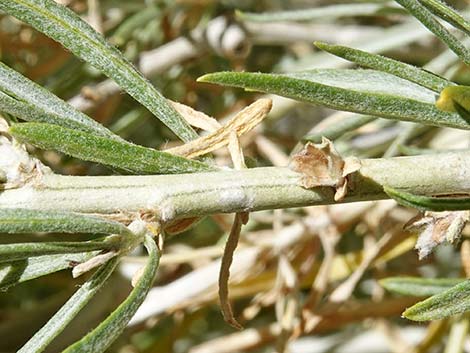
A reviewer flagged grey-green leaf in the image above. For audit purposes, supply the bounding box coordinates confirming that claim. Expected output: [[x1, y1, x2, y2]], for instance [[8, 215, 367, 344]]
[[110, 7, 161, 46], [315, 41, 452, 93], [0, 209, 130, 235], [302, 114, 376, 143], [0, 252, 98, 290], [198, 70, 470, 130], [380, 277, 464, 296], [18, 257, 119, 353], [418, 0, 470, 37], [10, 123, 214, 174], [0, 238, 118, 263], [0, 62, 119, 139], [404, 279, 470, 321], [63, 234, 159, 353], [237, 3, 404, 22], [0, 0, 197, 142], [384, 186, 470, 211], [395, 0, 470, 65]]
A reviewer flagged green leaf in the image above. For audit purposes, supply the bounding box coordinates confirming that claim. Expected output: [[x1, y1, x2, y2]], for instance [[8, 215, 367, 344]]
[[0, 0, 198, 142], [397, 144, 445, 155], [63, 234, 160, 353], [18, 257, 119, 353], [394, 0, 470, 65], [0, 252, 98, 290], [10, 123, 214, 174], [315, 42, 452, 93], [0, 62, 119, 139], [384, 186, 470, 211], [0, 209, 130, 235], [404, 279, 470, 321], [302, 114, 376, 143], [198, 70, 470, 130], [237, 3, 404, 22], [380, 277, 464, 296], [418, 0, 470, 36], [110, 7, 161, 46], [0, 237, 119, 263]]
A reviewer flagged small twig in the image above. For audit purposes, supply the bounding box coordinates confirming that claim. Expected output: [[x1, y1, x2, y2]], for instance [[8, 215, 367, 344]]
[[328, 230, 394, 303], [87, 0, 103, 33], [302, 223, 340, 330], [461, 240, 470, 278]]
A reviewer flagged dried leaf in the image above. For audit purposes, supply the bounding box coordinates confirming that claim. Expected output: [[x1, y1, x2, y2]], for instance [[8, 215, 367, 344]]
[[170, 100, 222, 132], [166, 99, 272, 158], [219, 213, 245, 330], [289, 138, 360, 201], [405, 211, 469, 259]]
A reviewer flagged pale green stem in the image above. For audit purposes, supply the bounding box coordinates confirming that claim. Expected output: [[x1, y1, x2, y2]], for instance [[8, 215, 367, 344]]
[[444, 316, 469, 353], [1, 151, 470, 221]]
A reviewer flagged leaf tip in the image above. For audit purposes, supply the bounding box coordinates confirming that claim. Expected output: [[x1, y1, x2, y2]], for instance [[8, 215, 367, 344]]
[[313, 41, 330, 50], [196, 74, 215, 83]]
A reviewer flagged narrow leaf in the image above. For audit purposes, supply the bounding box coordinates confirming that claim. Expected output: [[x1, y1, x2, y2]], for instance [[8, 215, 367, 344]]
[[302, 114, 376, 143], [384, 186, 470, 211], [63, 234, 160, 353], [0, 62, 119, 139], [0, 252, 98, 290], [237, 3, 404, 22], [0, 209, 130, 235], [0, 0, 197, 141], [315, 41, 452, 92], [18, 257, 119, 353], [418, 0, 470, 36], [404, 279, 470, 321], [394, 0, 470, 65], [198, 70, 470, 130], [110, 7, 161, 46], [380, 277, 464, 296], [10, 123, 214, 174], [0, 238, 118, 263]]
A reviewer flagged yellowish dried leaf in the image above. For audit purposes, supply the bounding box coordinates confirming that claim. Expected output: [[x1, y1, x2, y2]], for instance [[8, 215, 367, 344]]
[[169, 100, 221, 132], [167, 98, 272, 158]]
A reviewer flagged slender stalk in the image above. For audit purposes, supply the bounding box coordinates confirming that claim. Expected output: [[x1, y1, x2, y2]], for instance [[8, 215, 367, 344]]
[[1, 151, 470, 220]]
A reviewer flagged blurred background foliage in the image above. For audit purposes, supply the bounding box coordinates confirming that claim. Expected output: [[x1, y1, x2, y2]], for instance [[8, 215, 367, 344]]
[[2, 0, 470, 352]]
